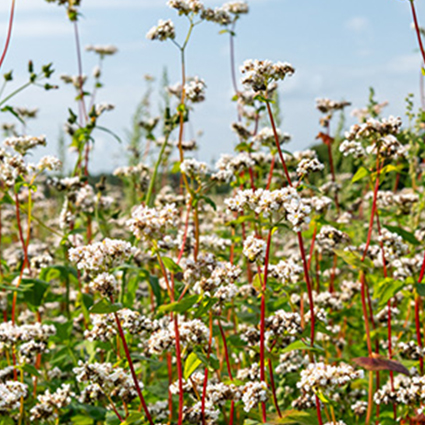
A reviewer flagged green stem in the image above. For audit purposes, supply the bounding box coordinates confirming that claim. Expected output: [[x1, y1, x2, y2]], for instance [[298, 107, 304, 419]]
[[145, 133, 170, 206]]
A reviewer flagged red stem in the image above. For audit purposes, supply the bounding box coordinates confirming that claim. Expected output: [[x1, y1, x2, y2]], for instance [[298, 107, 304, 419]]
[[266, 102, 292, 186], [0, 0, 15, 71], [410, 0, 425, 65], [259, 230, 272, 423], [112, 309, 153, 425], [173, 315, 184, 425], [218, 320, 235, 425], [267, 359, 282, 417]]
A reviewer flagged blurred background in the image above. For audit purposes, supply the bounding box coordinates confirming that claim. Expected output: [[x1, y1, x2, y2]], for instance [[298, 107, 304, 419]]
[[0, 0, 422, 173]]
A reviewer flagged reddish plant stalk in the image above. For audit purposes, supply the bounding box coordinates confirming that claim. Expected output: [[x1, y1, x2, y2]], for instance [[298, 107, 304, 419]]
[[307, 224, 318, 272], [410, 0, 425, 65], [265, 156, 276, 190], [11, 193, 31, 326], [173, 314, 185, 425], [112, 309, 153, 425], [259, 229, 273, 423], [266, 102, 292, 186], [167, 353, 174, 421], [201, 313, 213, 425], [265, 100, 317, 347], [267, 359, 282, 418], [297, 231, 316, 345], [217, 320, 236, 425], [315, 395, 324, 425], [324, 128, 340, 211], [177, 203, 192, 263], [0, 0, 15, 71], [359, 155, 383, 424], [416, 248, 425, 374], [375, 213, 396, 417]]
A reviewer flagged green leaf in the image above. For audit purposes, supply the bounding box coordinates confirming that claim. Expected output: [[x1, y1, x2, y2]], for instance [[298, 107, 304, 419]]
[[333, 249, 373, 269], [120, 411, 143, 425], [162, 256, 183, 273], [375, 278, 405, 310], [158, 294, 199, 314], [383, 225, 420, 245], [280, 340, 324, 354], [201, 196, 217, 211], [416, 283, 425, 296], [184, 352, 202, 380], [21, 364, 41, 377], [89, 299, 123, 314], [148, 275, 162, 306], [351, 166, 369, 183], [195, 350, 220, 372], [22, 278, 49, 308]]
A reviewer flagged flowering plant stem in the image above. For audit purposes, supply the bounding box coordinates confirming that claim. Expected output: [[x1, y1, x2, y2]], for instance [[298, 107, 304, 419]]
[[410, 0, 425, 65], [0, 0, 15, 71], [111, 302, 153, 425]]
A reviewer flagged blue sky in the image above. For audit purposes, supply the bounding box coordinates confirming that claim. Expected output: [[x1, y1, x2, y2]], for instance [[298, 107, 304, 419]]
[[0, 0, 422, 172]]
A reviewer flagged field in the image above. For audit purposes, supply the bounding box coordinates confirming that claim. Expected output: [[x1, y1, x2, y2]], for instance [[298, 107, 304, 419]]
[[1, 1, 425, 424]]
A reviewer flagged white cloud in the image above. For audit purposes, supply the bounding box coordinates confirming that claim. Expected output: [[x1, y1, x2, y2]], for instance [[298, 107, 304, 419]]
[[345, 16, 369, 32]]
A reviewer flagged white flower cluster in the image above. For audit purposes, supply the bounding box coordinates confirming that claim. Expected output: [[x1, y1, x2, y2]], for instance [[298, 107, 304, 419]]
[[345, 116, 402, 140], [184, 76, 207, 102], [30, 384, 73, 421], [374, 374, 425, 406], [183, 401, 220, 424], [0, 321, 56, 344], [212, 152, 255, 183], [241, 381, 268, 412], [201, 7, 232, 25], [113, 162, 150, 181], [0, 381, 28, 413], [36, 155, 62, 171], [85, 44, 118, 55], [398, 341, 425, 360], [296, 157, 324, 176], [231, 122, 252, 140], [376, 136, 407, 159], [127, 203, 179, 240], [324, 422, 347, 425], [4, 135, 46, 154], [88, 272, 119, 297], [85, 309, 154, 341], [74, 361, 142, 403], [351, 400, 367, 416], [167, 0, 204, 15], [339, 140, 365, 158], [297, 362, 363, 395], [148, 317, 209, 355], [275, 351, 308, 375], [253, 127, 291, 147], [265, 310, 302, 336], [193, 261, 241, 299], [69, 238, 136, 273], [146, 19, 176, 41], [225, 188, 311, 231], [243, 234, 266, 262], [316, 225, 349, 253], [180, 158, 209, 177], [316, 98, 351, 114], [377, 228, 409, 262], [269, 259, 303, 284], [0, 152, 29, 187], [93, 102, 115, 117], [223, 1, 249, 15], [240, 59, 295, 92]]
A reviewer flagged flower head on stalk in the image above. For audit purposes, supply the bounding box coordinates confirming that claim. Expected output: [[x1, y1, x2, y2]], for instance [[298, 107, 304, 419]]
[[240, 59, 295, 92]]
